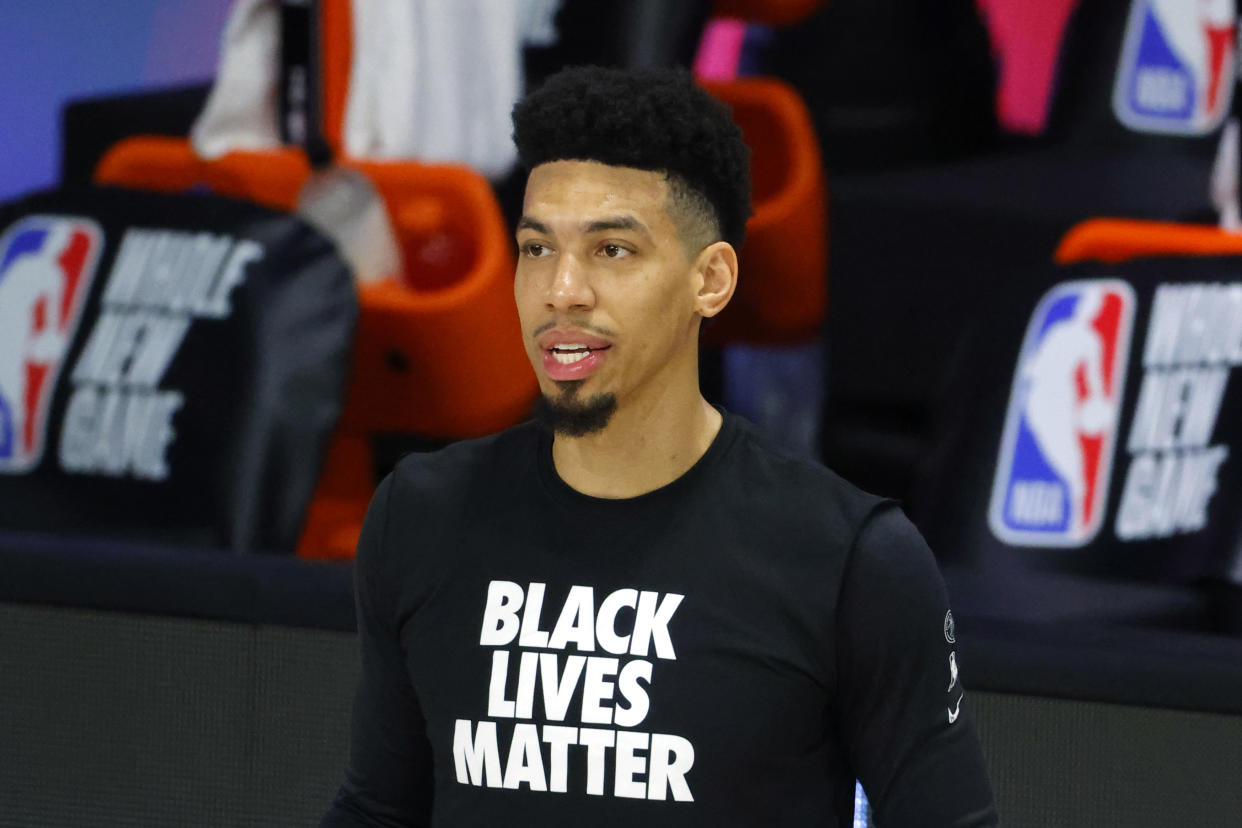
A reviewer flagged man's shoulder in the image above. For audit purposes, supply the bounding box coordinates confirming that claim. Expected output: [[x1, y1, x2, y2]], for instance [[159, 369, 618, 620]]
[[725, 413, 888, 527], [356, 421, 541, 575], [388, 420, 540, 496]]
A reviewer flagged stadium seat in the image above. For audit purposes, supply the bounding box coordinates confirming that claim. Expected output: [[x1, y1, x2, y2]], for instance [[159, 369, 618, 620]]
[[95, 138, 536, 559], [699, 77, 827, 345], [891, 213, 1242, 634], [1056, 216, 1242, 617]]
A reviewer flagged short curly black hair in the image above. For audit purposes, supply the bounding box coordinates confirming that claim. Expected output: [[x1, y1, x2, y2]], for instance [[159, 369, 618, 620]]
[[512, 65, 752, 251]]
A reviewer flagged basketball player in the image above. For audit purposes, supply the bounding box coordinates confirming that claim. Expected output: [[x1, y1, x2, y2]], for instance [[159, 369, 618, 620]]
[[321, 65, 997, 827]]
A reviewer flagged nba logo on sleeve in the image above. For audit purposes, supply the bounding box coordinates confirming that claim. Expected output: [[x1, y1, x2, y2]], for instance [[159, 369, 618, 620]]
[[0, 216, 103, 473], [1113, 0, 1236, 135], [989, 281, 1136, 547]]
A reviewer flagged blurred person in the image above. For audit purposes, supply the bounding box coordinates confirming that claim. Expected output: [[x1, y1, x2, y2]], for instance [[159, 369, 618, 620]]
[[321, 65, 996, 828]]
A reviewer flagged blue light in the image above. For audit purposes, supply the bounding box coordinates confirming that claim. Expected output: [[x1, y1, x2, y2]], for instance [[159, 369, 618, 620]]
[[853, 780, 872, 828]]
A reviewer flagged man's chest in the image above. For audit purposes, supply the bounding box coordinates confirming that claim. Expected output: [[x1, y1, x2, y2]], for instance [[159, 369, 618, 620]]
[[395, 536, 840, 804]]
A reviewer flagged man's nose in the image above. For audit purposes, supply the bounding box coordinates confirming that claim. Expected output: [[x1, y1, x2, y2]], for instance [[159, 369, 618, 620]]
[[547, 253, 595, 313]]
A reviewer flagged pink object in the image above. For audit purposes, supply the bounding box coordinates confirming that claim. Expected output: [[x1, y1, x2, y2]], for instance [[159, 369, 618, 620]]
[[977, 0, 1081, 134], [694, 18, 748, 82]]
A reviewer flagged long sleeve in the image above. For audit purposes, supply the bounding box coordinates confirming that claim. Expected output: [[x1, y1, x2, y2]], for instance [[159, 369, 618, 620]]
[[834, 504, 999, 827], [321, 474, 436, 828]]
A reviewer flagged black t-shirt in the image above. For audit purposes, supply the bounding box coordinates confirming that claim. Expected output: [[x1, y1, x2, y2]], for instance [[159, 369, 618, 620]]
[[321, 413, 997, 827]]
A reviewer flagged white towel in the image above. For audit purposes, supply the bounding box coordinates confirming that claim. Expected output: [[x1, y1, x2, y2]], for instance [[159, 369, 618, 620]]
[[344, 0, 561, 179], [190, 0, 282, 160]]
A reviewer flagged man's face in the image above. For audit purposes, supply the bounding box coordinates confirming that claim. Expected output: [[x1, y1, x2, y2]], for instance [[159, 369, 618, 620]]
[[514, 160, 705, 432]]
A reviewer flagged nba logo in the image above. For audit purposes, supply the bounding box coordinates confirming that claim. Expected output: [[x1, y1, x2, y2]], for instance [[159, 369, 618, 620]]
[[989, 280, 1136, 547], [1113, 0, 1237, 135], [0, 215, 103, 473]]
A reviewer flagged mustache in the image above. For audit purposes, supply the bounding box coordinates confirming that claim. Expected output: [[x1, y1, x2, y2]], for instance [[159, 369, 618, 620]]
[[531, 320, 617, 338]]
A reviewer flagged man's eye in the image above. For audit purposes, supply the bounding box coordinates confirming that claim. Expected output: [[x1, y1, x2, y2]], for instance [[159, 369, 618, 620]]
[[600, 244, 630, 259], [522, 242, 550, 258]]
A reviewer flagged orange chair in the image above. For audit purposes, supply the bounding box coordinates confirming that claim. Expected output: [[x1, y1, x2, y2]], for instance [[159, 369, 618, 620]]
[[700, 77, 827, 345], [1056, 218, 1242, 264], [95, 138, 537, 559]]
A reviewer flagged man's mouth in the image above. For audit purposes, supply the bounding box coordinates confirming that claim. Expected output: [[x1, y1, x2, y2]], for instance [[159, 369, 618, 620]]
[[548, 344, 610, 365], [540, 342, 611, 381]]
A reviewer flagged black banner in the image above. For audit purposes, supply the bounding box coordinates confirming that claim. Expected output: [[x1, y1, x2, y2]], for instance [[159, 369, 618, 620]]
[[915, 255, 1242, 588], [0, 187, 356, 553]]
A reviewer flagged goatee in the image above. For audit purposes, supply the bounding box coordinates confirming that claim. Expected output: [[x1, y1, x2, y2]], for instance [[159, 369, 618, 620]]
[[534, 382, 617, 437]]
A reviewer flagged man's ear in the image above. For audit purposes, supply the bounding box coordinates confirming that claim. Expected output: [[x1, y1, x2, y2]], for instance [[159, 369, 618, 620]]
[[694, 241, 738, 319]]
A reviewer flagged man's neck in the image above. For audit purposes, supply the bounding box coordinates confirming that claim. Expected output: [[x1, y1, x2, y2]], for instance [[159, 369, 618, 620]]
[[551, 390, 723, 499]]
